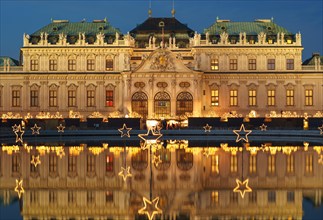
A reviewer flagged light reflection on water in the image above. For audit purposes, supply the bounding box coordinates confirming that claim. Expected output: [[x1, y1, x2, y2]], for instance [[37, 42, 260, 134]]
[[0, 139, 323, 220]]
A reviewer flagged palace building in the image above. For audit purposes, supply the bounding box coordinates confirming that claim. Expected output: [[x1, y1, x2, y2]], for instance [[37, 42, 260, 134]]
[[0, 11, 322, 119]]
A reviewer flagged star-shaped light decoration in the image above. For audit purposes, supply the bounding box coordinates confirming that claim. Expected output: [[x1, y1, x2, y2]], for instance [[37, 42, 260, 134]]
[[233, 178, 252, 199], [259, 124, 267, 131], [318, 154, 323, 165], [31, 124, 41, 135], [138, 197, 163, 220], [153, 125, 162, 135], [233, 124, 252, 143], [152, 155, 162, 167], [138, 128, 163, 150], [14, 179, 25, 199], [203, 124, 212, 132], [12, 124, 19, 132], [118, 123, 132, 138], [318, 125, 323, 135], [57, 124, 65, 133], [118, 166, 132, 181], [31, 155, 41, 167], [14, 125, 24, 144]]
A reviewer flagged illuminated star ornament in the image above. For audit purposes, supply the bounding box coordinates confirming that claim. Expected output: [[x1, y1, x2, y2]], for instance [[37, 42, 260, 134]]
[[318, 125, 323, 135], [118, 166, 132, 181], [31, 155, 41, 167], [14, 125, 25, 144], [31, 123, 41, 135], [233, 178, 252, 198], [203, 124, 212, 132], [138, 128, 163, 150], [233, 124, 252, 143], [138, 197, 162, 220], [57, 124, 65, 133], [118, 123, 132, 138], [259, 124, 267, 131], [318, 154, 323, 165], [152, 155, 162, 167], [12, 124, 19, 132], [14, 179, 25, 199]]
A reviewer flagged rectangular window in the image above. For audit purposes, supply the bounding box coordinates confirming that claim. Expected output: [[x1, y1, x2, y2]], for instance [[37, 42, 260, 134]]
[[87, 59, 95, 71], [30, 90, 39, 107], [286, 59, 294, 70], [68, 59, 76, 71], [211, 191, 219, 205], [268, 191, 276, 203], [49, 59, 57, 71], [30, 59, 39, 71], [87, 154, 95, 173], [211, 155, 219, 175], [106, 191, 114, 203], [248, 90, 257, 106], [286, 89, 294, 106], [68, 90, 77, 107], [249, 191, 257, 204], [305, 154, 313, 174], [12, 154, 20, 174], [267, 90, 275, 106], [49, 90, 57, 107], [248, 59, 256, 70], [12, 90, 20, 107], [229, 59, 237, 70], [267, 59, 275, 70], [211, 89, 219, 106], [249, 39, 255, 44], [268, 155, 275, 174], [106, 154, 114, 172], [286, 154, 294, 174], [230, 90, 238, 106], [87, 90, 95, 107], [68, 191, 76, 204], [106, 90, 114, 107], [230, 154, 237, 173], [49, 154, 57, 173], [249, 154, 257, 174], [305, 89, 313, 106], [68, 156, 77, 173], [287, 191, 295, 203], [210, 59, 219, 71], [106, 59, 114, 71]]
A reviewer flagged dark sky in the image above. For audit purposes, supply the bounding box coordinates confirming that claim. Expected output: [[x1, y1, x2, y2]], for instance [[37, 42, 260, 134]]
[[0, 0, 322, 61]]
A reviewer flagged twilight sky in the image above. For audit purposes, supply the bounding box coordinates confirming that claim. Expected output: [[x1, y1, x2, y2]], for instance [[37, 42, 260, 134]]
[[0, 0, 322, 61]]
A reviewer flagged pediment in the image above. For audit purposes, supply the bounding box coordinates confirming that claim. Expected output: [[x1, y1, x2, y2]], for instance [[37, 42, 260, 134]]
[[133, 48, 194, 73]]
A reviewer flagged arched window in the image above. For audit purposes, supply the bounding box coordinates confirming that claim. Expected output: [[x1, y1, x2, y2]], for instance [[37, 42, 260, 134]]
[[154, 92, 171, 117], [176, 149, 193, 171], [132, 150, 148, 171], [132, 92, 148, 118], [176, 92, 193, 116], [154, 148, 171, 170]]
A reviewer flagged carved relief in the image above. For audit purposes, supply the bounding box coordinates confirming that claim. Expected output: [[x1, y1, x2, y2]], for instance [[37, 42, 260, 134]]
[[150, 51, 175, 72]]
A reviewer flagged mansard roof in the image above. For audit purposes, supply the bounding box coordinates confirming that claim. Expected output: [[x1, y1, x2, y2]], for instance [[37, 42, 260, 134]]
[[303, 54, 323, 65], [0, 56, 19, 66], [204, 19, 293, 36]]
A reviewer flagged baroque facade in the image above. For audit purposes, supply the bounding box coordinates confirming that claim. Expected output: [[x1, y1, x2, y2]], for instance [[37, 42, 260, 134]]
[[0, 15, 323, 119]]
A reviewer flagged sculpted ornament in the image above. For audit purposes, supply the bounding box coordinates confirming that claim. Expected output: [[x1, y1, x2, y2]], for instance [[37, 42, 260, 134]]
[[150, 51, 175, 72]]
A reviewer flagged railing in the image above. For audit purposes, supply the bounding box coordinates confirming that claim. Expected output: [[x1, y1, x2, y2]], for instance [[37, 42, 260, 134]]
[[302, 65, 323, 71], [0, 66, 23, 72]]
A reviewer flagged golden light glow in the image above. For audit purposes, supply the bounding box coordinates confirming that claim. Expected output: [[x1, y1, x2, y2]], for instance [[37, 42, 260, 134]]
[[318, 154, 323, 165], [31, 123, 41, 135], [69, 146, 84, 156], [118, 166, 132, 181], [14, 125, 24, 144], [14, 179, 24, 199], [2, 145, 20, 155], [31, 155, 41, 167], [138, 128, 162, 150], [118, 123, 132, 138], [233, 178, 252, 198], [88, 147, 105, 155], [318, 125, 323, 135], [152, 155, 162, 167], [138, 197, 162, 220], [233, 124, 252, 143]]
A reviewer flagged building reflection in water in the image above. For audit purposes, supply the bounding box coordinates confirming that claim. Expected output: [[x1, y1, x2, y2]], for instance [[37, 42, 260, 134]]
[[0, 141, 323, 220]]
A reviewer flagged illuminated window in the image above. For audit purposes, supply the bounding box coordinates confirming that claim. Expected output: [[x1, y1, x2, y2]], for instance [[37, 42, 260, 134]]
[[106, 191, 114, 203], [268, 191, 276, 203], [176, 149, 193, 171], [87, 191, 95, 204], [286, 59, 294, 70], [106, 90, 114, 107], [106, 153, 114, 172], [68, 90, 77, 107], [30, 90, 39, 107], [286, 89, 294, 106], [49, 90, 57, 107], [87, 154, 95, 173], [286, 154, 294, 174], [249, 154, 257, 174], [30, 59, 39, 71], [230, 154, 237, 173], [268, 155, 275, 174], [267, 59, 275, 70], [154, 92, 171, 117], [68, 191, 76, 204], [268, 39, 273, 44], [211, 191, 219, 205], [210, 59, 219, 71], [305, 154, 313, 174], [230, 192, 238, 204], [176, 92, 193, 116], [49, 154, 57, 174], [230, 90, 238, 106], [249, 39, 255, 44], [267, 90, 275, 106], [248, 59, 256, 70], [305, 89, 313, 106], [87, 90, 95, 107], [229, 59, 238, 70], [106, 59, 114, 71], [49, 59, 57, 71], [287, 191, 295, 203], [12, 90, 20, 107], [68, 59, 76, 71], [248, 90, 257, 106], [211, 155, 219, 175], [249, 191, 257, 203], [68, 155, 77, 173], [87, 59, 95, 71], [211, 89, 219, 106], [49, 191, 57, 204], [131, 92, 148, 117]]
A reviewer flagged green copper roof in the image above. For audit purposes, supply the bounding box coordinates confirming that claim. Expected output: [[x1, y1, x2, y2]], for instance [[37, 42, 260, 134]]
[[31, 20, 121, 36], [204, 20, 293, 36], [0, 56, 19, 66], [303, 54, 323, 65]]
